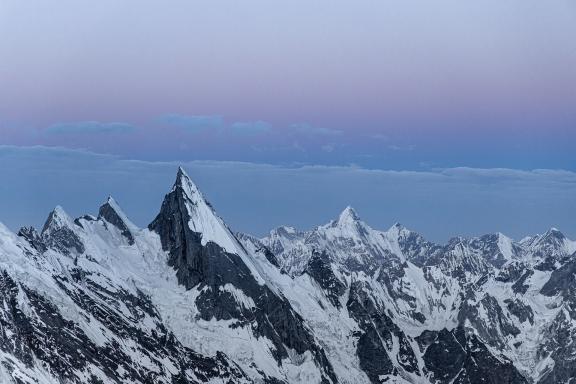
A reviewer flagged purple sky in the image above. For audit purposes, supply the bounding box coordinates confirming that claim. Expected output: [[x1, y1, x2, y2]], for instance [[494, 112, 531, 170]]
[[1, 0, 575, 170]]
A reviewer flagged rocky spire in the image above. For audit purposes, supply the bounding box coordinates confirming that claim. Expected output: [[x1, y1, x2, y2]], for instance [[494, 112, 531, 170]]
[[98, 197, 136, 245], [41, 206, 85, 255], [337, 206, 360, 226], [165, 166, 244, 255], [148, 166, 256, 287], [42, 206, 74, 235]]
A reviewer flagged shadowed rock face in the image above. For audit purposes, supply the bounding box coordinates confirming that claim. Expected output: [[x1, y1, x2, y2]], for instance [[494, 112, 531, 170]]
[[540, 253, 576, 297], [305, 251, 346, 309], [417, 327, 528, 384], [17, 226, 47, 252], [538, 309, 576, 384], [149, 170, 209, 289], [346, 280, 419, 383]]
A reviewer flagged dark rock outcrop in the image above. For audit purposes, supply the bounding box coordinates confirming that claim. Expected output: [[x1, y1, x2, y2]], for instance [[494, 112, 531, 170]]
[[347, 281, 419, 383], [305, 251, 346, 308], [17, 226, 47, 252], [418, 327, 528, 384]]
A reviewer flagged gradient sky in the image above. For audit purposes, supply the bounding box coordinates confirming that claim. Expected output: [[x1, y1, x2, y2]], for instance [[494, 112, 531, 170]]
[[0, 1, 575, 240]]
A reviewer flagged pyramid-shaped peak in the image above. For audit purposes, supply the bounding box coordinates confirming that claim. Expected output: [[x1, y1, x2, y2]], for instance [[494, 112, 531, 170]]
[[176, 166, 188, 180], [100, 196, 136, 224], [540, 227, 566, 243], [175, 166, 194, 187], [99, 196, 136, 244], [388, 222, 411, 235], [338, 206, 360, 224], [537, 227, 563, 238], [103, 196, 120, 210], [42, 205, 74, 234], [328, 206, 370, 236], [53, 205, 68, 217], [173, 166, 203, 201], [390, 222, 408, 231], [99, 196, 122, 215], [151, 166, 245, 257], [546, 227, 563, 236]]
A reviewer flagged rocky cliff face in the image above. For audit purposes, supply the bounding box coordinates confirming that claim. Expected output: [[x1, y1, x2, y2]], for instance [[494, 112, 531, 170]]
[[0, 167, 574, 383]]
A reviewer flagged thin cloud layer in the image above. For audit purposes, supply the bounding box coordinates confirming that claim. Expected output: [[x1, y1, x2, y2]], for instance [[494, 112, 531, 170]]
[[230, 121, 271, 135], [291, 123, 343, 136], [161, 114, 224, 131], [45, 121, 136, 134]]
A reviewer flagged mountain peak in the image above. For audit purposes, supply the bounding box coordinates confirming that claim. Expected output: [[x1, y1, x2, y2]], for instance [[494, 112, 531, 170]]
[[175, 165, 188, 183], [98, 196, 136, 244], [173, 166, 204, 203], [389, 222, 407, 232], [53, 205, 66, 215], [40, 205, 85, 254], [337, 206, 360, 226], [99, 196, 125, 217], [270, 225, 299, 237], [544, 227, 564, 238], [41, 205, 74, 234], [153, 167, 244, 256], [175, 166, 193, 187], [102, 196, 121, 213]]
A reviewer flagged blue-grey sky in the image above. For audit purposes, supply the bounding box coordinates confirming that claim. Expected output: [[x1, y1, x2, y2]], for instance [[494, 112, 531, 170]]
[[0, 145, 574, 242], [0, 1, 574, 241]]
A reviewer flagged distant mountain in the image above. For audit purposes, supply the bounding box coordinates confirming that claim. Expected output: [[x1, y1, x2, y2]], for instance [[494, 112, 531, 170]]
[[0, 167, 574, 383]]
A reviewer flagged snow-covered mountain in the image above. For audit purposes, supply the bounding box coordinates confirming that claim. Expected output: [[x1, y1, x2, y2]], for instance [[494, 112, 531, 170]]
[[0, 167, 574, 383]]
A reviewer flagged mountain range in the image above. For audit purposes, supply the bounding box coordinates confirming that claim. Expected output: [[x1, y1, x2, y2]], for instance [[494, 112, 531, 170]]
[[0, 167, 574, 384]]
